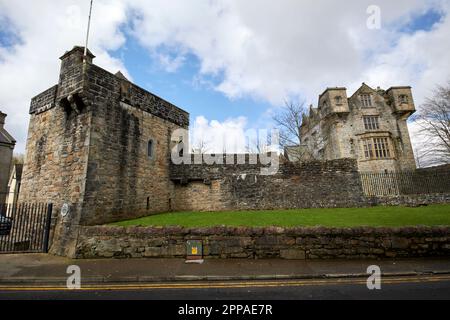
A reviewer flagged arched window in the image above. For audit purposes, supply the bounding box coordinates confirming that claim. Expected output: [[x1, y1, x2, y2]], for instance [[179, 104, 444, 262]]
[[147, 139, 154, 159]]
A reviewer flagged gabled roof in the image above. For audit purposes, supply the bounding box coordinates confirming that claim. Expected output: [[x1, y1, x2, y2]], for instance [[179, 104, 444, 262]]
[[0, 128, 16, 145], [349, 83, 384, 100]]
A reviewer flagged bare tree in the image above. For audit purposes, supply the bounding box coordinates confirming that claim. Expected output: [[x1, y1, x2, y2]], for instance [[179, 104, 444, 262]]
[[273, 101, 305, 147], [246, 132, 265, 154], [12, 153, 24, 165], [191, 138, 210, 154], [272, 101, 314, 161], [413, 83, 450, 166]]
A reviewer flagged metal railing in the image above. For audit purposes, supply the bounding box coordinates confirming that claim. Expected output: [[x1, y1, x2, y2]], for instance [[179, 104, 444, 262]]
[[0, 203, 53, 253], [359, 170, 450, 197]]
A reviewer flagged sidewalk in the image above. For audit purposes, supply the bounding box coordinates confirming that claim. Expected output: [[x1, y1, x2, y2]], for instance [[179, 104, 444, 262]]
[[1, 254, 450, 285]]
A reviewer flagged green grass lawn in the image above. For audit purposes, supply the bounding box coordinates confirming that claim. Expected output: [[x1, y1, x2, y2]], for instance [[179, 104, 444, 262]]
[[111, 204, 450, 228]]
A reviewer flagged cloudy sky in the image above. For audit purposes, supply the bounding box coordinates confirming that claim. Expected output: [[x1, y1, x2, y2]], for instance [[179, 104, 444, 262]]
[[0, 0, 449, 154]]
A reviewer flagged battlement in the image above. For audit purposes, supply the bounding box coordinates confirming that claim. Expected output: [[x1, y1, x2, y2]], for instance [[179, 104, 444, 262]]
[[85, 63, 189, 127], [28, 46, 189, 127], [30, 85, 58, 115]]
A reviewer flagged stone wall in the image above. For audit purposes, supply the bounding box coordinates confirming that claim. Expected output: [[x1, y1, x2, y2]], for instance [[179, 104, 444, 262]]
[[80, 63, 188, 225], [19, 46, 190, 255], [29, 85, 58, 115], [171, 158, 370, 211], [21, 46, 190, 226], [20, 85, 92, 257], [75, 225, 450, 260]]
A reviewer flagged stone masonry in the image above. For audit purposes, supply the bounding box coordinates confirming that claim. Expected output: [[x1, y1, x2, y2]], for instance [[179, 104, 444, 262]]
[[170, 157, 369, 212], [18, 46, 450, 258], [76, 225, 450, 260], [299, 83, 417, 172], [19, 46, 189, 256]]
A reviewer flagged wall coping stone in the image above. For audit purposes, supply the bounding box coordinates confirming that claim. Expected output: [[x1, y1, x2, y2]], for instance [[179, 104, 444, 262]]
[[80, 225, 450, 237]]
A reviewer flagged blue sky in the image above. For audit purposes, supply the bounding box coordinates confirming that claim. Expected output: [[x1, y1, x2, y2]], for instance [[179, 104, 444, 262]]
[[108, 38, 273, 130], [0, 0, 449, 154], [108, 5, 444, 132], [400, 8, 444, 33]]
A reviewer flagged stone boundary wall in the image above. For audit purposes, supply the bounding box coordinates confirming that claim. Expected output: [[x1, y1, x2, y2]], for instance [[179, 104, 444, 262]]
[[75, 226, 450, 260], [170, 158, 450, 212], [170, 158, 369, 211]]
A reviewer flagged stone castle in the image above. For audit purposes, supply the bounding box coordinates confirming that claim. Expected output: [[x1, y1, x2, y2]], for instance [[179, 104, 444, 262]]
[[19, 46, 441, 257], [297, 84, 417, 172]]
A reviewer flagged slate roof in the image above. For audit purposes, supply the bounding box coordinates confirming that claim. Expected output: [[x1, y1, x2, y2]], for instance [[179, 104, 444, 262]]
[[0, 111, 16, 145], [0, 128, 16, 145]]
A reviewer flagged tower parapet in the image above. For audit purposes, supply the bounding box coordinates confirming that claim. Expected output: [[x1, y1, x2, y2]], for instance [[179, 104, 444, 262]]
[[386, 86, 416, 117], [318, 87, 349, 116]]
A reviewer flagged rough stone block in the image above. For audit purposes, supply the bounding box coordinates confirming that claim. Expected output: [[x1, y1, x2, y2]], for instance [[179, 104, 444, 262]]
[[280, 249, 306, 260]]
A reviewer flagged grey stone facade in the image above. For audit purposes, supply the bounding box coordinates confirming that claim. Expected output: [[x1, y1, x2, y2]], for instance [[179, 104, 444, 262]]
[[300, 83, 417, 172], [0, 111, 16, 203]]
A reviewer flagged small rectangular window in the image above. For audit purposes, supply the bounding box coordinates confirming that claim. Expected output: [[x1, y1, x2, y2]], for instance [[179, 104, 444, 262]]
[[363, 116, 380, 130], [148, 140, 154, 158], [399, 95, 409, 104], [360, 94, 372, 107]]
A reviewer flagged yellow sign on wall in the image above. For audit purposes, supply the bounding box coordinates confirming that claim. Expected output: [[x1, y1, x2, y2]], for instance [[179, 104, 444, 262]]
[[186, 240, 202, 257]]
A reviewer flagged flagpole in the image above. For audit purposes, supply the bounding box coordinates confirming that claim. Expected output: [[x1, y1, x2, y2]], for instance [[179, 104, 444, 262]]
[[84, 0, 94, 61]]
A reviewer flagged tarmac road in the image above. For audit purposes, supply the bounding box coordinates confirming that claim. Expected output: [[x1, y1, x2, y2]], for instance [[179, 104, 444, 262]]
[[1, 275, 450, 300]]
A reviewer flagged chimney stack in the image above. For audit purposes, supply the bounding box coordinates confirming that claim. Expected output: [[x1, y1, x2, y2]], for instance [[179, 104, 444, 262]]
[[0, 111, 6, 129]]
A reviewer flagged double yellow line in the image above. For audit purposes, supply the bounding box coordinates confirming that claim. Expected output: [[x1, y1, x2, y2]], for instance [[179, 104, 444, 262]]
[[1, 274, 450, 291]]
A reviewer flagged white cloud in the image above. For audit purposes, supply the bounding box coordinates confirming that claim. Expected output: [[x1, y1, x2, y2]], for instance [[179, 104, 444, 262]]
[[0, 0, 130, 153], [190, 115, 248, 153], [126, 0, 450, 159], [127, 0, 449, 105], [1, 0, 450, 156]]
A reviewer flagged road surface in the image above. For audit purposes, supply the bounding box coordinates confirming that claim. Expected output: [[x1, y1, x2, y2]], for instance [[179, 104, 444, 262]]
[[1, 274, 450, 300]]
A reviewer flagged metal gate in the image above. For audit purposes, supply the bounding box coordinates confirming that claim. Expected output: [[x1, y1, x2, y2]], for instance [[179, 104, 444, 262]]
[[0, 203, 53, 253]]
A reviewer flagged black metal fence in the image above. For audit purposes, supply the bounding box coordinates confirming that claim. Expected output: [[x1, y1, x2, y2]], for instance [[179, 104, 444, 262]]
[[359, 170, 450, 197], [0, 203, 53, 254]]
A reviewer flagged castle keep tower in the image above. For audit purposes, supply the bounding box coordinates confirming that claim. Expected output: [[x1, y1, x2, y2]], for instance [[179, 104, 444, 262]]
[[300, 83, 417, 172], [20, 46, 189, 256]]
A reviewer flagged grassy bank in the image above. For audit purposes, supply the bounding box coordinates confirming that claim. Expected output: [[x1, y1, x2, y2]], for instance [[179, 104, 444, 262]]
[[112, 204, 450, 228]]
